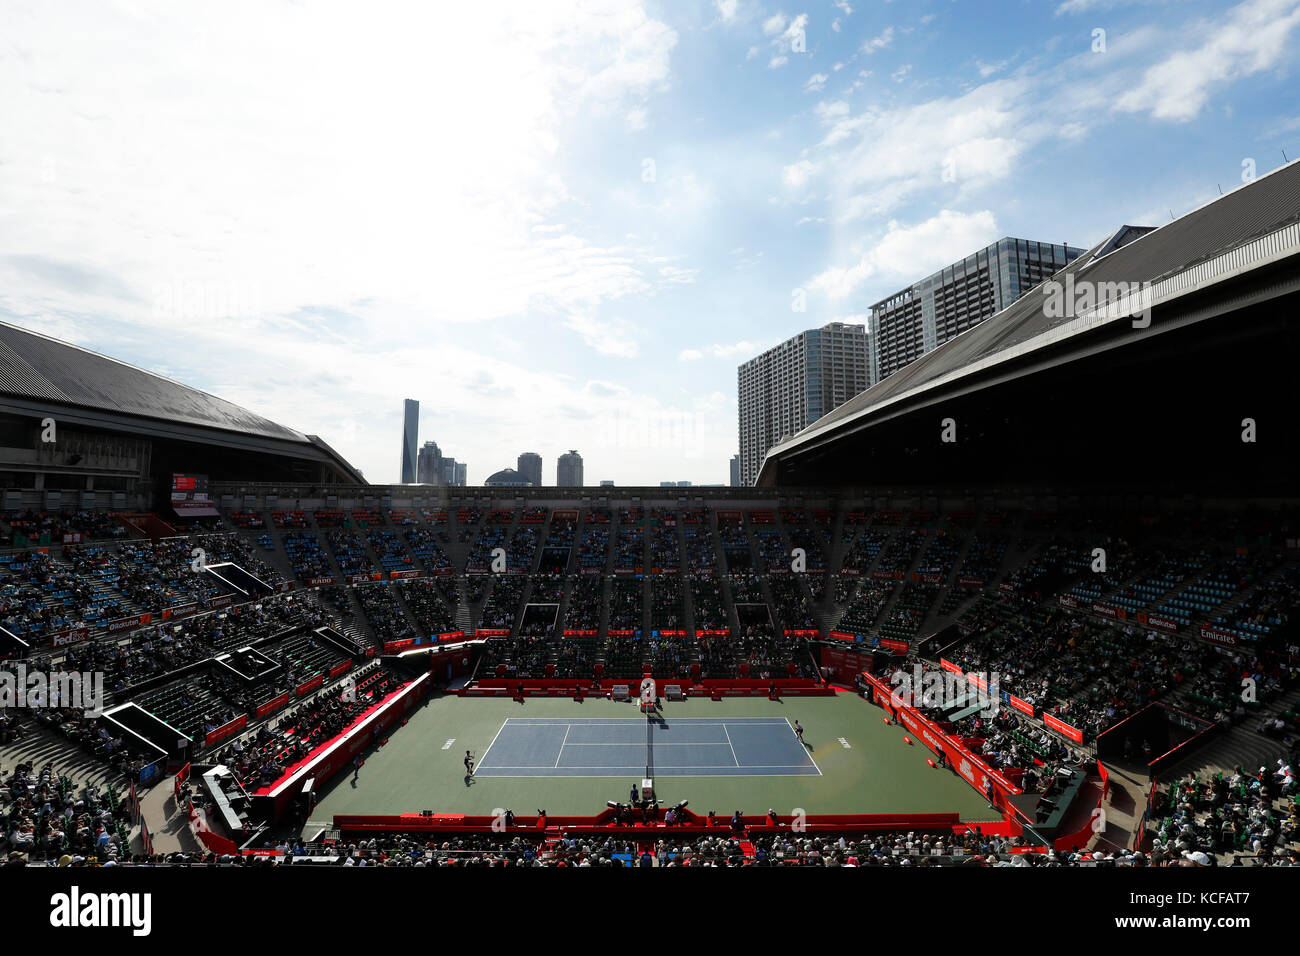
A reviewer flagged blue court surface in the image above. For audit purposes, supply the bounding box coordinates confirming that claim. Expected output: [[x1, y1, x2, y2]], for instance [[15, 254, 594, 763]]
[[473, 716, 821, 777]]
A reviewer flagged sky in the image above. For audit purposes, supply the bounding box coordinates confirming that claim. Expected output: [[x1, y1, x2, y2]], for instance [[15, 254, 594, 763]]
[[1, 0, 1299, 487]]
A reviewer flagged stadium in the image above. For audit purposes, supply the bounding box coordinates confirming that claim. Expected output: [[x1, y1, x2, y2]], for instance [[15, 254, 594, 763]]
[[2, 158, 1298, 886]]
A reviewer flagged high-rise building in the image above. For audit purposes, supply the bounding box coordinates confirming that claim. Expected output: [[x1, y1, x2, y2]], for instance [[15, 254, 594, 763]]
[[454, 462, 467, 487], [416, 441, 441, 484], [400, 399, 419, 484], [517, 452, 543, 487], [729, 455, 740, 487], [737, 322, 869, 487], [557, 450, 583, 487], [869, 237, 1086, 384]]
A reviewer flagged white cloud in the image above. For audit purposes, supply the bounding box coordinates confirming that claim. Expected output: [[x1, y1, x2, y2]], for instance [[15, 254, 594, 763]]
[[626, 107, 648, 130], [1114, 0, 1300, 122], [808, 209, 1000, 298], [783, 159, 816, 186], [891, 63, 912, 82], [763, 13, 787, 35], [804, 72, 829, 92], [862, 26, 894, 53], [770, 55, 790, 69], [716, 0, 739, 20]]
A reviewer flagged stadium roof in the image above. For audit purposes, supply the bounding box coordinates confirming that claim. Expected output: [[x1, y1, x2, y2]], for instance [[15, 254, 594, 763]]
[[0, 319, 364, 483], [758, 158, 1300, 485]]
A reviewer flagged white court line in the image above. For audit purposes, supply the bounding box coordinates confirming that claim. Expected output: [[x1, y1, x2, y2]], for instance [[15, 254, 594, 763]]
[[554, 724, 571, 768], [721, 723, 740, 767], [785, 716, 823, 777], [476, 719, 511, 768]]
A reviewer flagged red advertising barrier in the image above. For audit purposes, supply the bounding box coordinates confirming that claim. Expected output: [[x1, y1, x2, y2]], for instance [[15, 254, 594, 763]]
[[264, 673, 432, 821], [1092, 602, 1121, 620], [329, 660, 353, 678], [350, 571, 384, 584], [1008, 695, 1035, 716], [1058, 594, 1078, 608], [861, 672, 1020, 811], [49, 625, 89, 649], [956, 576, 984, 587], [209, 594, 235, 609], [162, 603, 197, 621], [257, 692, 290, 719], [563, 629, 599, 637], [384, 639, 419, 654], [1144, 614, 1179, 633], [784, 629, 820, 636], [174, 762, 191, 801], [696, 629, 731, 637], [820, 645, 868, 684], [879, 638, 909, 654], [389, 569, 423, 580], [828, 630, 856, 641], [438, 631, 464, 642], [140, 816, 154, 856], [296, 674, 324, 697], [308, 576, 334, 587], [106, 612, 152, 635], [1042, 711, 1084, 744], [938, 659, 962, 674], [1199, 624, 1238, 648], [475, 629, 510, 637], [204, 714, 246, 749]]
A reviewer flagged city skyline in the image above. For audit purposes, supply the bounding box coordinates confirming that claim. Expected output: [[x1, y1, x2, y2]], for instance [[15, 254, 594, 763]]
[[3, 0, 1298, 485]]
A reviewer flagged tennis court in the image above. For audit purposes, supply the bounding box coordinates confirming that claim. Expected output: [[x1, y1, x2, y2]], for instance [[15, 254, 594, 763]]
[[472, 716, 821, 777]]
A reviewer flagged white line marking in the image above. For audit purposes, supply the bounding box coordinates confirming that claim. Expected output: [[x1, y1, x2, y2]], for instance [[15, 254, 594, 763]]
[[721, 723, 740, 767], [477, 719, 510, 767], [441, 739, 455, 750], [838, 737, 851, 749], [554, 724, 571, 768]]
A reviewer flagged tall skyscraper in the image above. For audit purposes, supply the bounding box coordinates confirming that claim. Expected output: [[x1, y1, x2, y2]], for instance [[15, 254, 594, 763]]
[[869, 237, 1086, 383], [400, 399, 419, 484], [517, 452, 543, 487], [454, 462, 467, 486], [729, 454, 740, 487], [557, 450, 583, 487], [737, 322, 869, 487], [417, 441, 441, 484]]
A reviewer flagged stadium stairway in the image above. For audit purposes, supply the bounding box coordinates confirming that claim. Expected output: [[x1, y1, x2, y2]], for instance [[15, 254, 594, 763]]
[[1162, 682, 1300, 780]]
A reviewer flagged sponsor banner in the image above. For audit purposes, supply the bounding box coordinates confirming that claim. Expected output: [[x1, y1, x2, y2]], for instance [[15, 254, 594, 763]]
[[162, 603, 197, 621], [872, 570, 902, 580], [350, 572, 383, 584], [384, 639, 419, 654], [841, 568, 860, 577], [880, 638, 909, 654], [1009, 695, 1035, 716], [820, 645, 867, 681], [659, 629, 687, 636], [437, 632, 463, 642], [1042, 712, 1084, 744], [999, 582, 1015, 595], [695, 629, 731, 637], [209, 594, 235, 609], [1199, 624, 1238, 648], [106, 612, 151, 634], [1145, 614, 1179, 633], [938, 659, 962, 674], [957, 576, 985, 587], [278, 581, 294, 593], [784, 629, 819, 637], [50, 625, 90, 649], [563, 629, 599, 637], [608, 629, 635, 636], [828, 630, 856, 641], [204, 714, 247, 749], [911, 572, 944, 585], [308, 576, 334, 587], [475, 629, 510, 637], [1058, 594, 1078, 609], [389, 569, 423, 580], [296, 674, 324, 697], [257, 692, 291, 719], [1092, 602, 1120, 619], [329, 660, 353, 678]]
